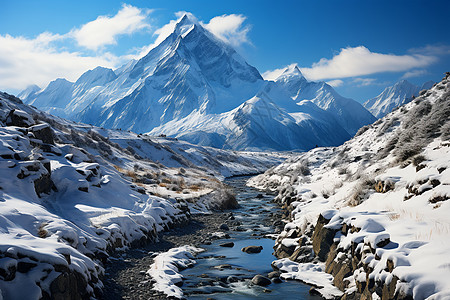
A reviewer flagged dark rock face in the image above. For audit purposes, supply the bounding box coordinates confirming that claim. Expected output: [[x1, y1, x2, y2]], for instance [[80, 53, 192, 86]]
[[34, 172, 54, 197], [227, 276, 239, 283], [289, 245, 314, 263], [221, 192, 239, 209], [17, 261, 37, 273], [251, 274, 271, 286], [30, 123, 54, 144], [274, 243, 295, 258], [6, 109, 35, 127], [0, 259, 17, 281], [241, 245, 263, 254], [48, 270, 89, 300], [311, 213, 339, 261]]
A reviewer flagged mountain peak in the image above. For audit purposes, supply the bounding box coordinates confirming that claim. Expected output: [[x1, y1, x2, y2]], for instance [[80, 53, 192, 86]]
[[174, 14, 199, 37], [395, 79, 414, 87], [421, 80, 435, 90], [276, 64, 306, 81], [178, 13, 197, 26], [17, 84, 41, 99], [364, 79, 421, 118]]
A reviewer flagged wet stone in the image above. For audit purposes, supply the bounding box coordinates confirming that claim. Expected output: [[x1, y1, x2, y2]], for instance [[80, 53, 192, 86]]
[[214, 264, 232, 270], [219, 242, 234, 248], [252, 274, 271, 286], [267, 271, 280, 279], [242, 245, 263, 254], [219, 223, 230, 231]]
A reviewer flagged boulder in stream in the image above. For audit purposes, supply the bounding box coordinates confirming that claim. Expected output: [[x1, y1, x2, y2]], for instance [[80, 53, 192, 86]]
[[219, 242, 234, 248], [241, 246, 263, 254], [251, 274, 271, 286]]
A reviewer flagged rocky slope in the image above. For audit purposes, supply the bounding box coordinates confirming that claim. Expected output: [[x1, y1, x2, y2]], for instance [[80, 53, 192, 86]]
[[249, 73, 450, 299], [0, 91, 284, 300]]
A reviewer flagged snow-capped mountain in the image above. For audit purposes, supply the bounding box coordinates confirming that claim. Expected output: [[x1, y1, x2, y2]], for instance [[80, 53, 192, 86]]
[[364, 79, 435, 118], [17, 84, 40, 100], [275, 64, 376, 135], [22, 15, 373, 151], [155, 88, 351, 151]]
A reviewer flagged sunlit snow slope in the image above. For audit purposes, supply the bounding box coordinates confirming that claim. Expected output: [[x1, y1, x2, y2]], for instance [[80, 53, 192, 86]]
[[250, 72, 450, 299]]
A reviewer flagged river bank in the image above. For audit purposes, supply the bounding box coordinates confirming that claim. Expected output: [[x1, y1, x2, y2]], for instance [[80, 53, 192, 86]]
[[101, 211, 230, 299]]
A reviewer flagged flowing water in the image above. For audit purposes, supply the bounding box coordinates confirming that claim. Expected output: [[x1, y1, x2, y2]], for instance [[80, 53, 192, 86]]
[[181, 176, 319, 299]]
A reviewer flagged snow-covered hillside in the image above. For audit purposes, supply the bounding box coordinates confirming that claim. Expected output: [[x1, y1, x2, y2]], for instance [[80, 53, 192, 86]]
[[0, 91, 285, 300], [249, 73, 450, 299], [22, 15, 374, 151], [364, 80, 435, 118]]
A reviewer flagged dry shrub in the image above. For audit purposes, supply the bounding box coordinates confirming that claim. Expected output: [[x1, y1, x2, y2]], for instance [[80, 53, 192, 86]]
[[37, 222, 48, 238], [189, 184, 201, 192], [348, 178, 375, 207], [388, 213, 401, 221], [412, 155, 427, 166], [125, 170, 138, 180], [113, 165, 125, 173], [161, 177, 171, 184]]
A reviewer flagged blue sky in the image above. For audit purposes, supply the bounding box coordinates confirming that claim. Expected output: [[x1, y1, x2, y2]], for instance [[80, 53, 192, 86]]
[[1, 0, 449, 102]]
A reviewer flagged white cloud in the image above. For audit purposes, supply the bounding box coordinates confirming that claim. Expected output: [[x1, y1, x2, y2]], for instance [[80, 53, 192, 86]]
[[72, 4, 152, 51], [352, 78, 377, 87], [0, 33, 120, 92], [262, 66, 289, 81], [0, 10, 255, 94], [408, 44, 450, 56], [301, 46, 436, 81], [401, 69, 428, 79], [122, 12, 188, 60], [203, 14, 250, 46], [0, 4, 154, 93], [326, 79, 344, 87], [130, 12, 252, 59]]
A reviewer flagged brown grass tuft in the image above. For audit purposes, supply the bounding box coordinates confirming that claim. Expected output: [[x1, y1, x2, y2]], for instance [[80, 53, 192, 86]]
[[37, 222, 49, 238]]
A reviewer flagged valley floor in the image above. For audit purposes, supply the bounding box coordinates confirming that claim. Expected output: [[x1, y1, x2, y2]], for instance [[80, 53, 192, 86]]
[[101, 212, 229, 300]]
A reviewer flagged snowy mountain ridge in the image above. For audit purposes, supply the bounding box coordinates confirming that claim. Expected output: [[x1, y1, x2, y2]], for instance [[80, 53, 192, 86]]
[[364, 79, 435, 118], [22, 14, 375, 151], [249, 72, 450, 299], [274, 65, 376, 136]]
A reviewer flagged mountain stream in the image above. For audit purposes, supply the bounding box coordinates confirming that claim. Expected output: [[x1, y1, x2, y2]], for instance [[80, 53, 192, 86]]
[[102, 176, 318, 299], [180, 176, 318, 299]]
